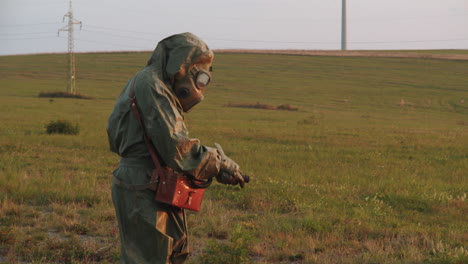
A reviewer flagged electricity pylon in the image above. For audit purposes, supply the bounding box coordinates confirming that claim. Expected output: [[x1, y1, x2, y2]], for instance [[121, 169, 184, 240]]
[[58, 1, 82, 94]]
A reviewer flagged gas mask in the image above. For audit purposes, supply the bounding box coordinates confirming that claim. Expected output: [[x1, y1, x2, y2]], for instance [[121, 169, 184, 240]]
[[173, 64, 212, 112]]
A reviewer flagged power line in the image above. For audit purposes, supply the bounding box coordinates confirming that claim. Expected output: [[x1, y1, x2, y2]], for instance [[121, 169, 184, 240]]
[[0, 35, 57, 40], [3, 33, 466, 45], [0, 32, 54, 36], [81, 29, 158, 42], [0, 22, 61, 27], [84, 24, 163, 35], [1, 12, 465, 29], [205, 37, 335, 44], [72, 37, 148, 49], [1, 19, 466, 52]]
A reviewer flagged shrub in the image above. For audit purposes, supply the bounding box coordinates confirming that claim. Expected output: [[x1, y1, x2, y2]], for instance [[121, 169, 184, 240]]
[[45, 120, 80, 135]]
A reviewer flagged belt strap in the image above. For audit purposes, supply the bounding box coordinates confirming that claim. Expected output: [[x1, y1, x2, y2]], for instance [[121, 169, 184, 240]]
[[112, 177, 158, 191]]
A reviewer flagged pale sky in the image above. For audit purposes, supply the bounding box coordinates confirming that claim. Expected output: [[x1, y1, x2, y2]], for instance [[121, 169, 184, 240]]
[[1, 0, 467, 55]]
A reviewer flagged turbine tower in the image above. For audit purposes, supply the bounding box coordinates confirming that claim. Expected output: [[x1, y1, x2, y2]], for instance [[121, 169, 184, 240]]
[[58, 1, 82, 94], [341, 0, 347, 50]]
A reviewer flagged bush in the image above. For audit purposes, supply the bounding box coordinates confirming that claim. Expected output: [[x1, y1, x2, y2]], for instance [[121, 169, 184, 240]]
[[45, 120, 80, 135]]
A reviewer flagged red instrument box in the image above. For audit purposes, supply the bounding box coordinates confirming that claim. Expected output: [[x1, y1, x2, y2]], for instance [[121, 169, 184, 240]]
[[154, 168, 205, 212]]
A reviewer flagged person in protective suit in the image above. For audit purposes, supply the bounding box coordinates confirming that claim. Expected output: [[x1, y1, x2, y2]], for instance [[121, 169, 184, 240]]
[[107, 32, 247, 264]]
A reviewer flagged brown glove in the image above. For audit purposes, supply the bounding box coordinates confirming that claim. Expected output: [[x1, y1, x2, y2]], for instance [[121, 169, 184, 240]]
[[215, 143, 245, 188]]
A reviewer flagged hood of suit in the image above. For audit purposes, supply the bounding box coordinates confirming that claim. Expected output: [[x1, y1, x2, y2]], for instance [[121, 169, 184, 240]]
[[146, 32, 214, 112]]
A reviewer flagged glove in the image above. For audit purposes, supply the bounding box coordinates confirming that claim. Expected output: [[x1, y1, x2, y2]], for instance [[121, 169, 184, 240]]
[[215, 143, 246, 188], [216, 156, 245, 188]]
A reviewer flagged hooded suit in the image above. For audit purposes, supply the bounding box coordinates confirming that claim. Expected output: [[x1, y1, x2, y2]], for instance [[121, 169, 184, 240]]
[[107, 33, 221, 264]]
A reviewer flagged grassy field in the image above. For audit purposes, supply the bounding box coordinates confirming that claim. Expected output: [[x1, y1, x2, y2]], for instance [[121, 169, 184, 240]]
[[0, 51, 467, 264], [217, 49, 468, 61]]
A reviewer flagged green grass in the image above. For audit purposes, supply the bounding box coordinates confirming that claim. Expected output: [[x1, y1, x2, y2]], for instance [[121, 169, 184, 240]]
[[0, 51, 467, 263]]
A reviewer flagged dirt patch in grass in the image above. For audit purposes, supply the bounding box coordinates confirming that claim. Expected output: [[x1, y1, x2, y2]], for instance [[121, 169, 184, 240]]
[[224, 102, 298, 111], [38, 91, 92, 99], [216, 49, 468, 61]]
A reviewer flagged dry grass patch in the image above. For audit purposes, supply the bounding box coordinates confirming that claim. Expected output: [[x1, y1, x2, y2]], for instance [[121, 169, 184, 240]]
[[39, 91, 91, 99], [225, 102, 298, 111]]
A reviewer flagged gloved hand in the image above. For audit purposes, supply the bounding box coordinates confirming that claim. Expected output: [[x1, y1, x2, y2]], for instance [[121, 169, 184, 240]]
[[216, 156, 245, 188], [215, 143, 246, 188]]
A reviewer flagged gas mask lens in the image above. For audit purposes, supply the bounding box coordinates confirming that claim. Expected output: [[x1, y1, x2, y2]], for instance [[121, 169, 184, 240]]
[[190, 66, 211, 89], [196, 72, 210, 88]]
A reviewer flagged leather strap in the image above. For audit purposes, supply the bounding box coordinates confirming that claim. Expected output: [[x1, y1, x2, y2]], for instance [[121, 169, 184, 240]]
[[128, 73, 212, 189], [129, 73, 164, 172], [129, 73, 162, 187]]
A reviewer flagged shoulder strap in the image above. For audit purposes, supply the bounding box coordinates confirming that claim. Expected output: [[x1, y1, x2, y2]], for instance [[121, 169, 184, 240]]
[[128, 73, 213, 189], [128, 73, 163, 170]]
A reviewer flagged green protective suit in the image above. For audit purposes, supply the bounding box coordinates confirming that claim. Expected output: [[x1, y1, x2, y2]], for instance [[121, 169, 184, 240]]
[[107, 33, 221, 264]]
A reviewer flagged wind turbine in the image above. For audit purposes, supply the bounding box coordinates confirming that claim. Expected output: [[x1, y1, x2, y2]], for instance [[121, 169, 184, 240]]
[[341, 0, 347, 50]]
